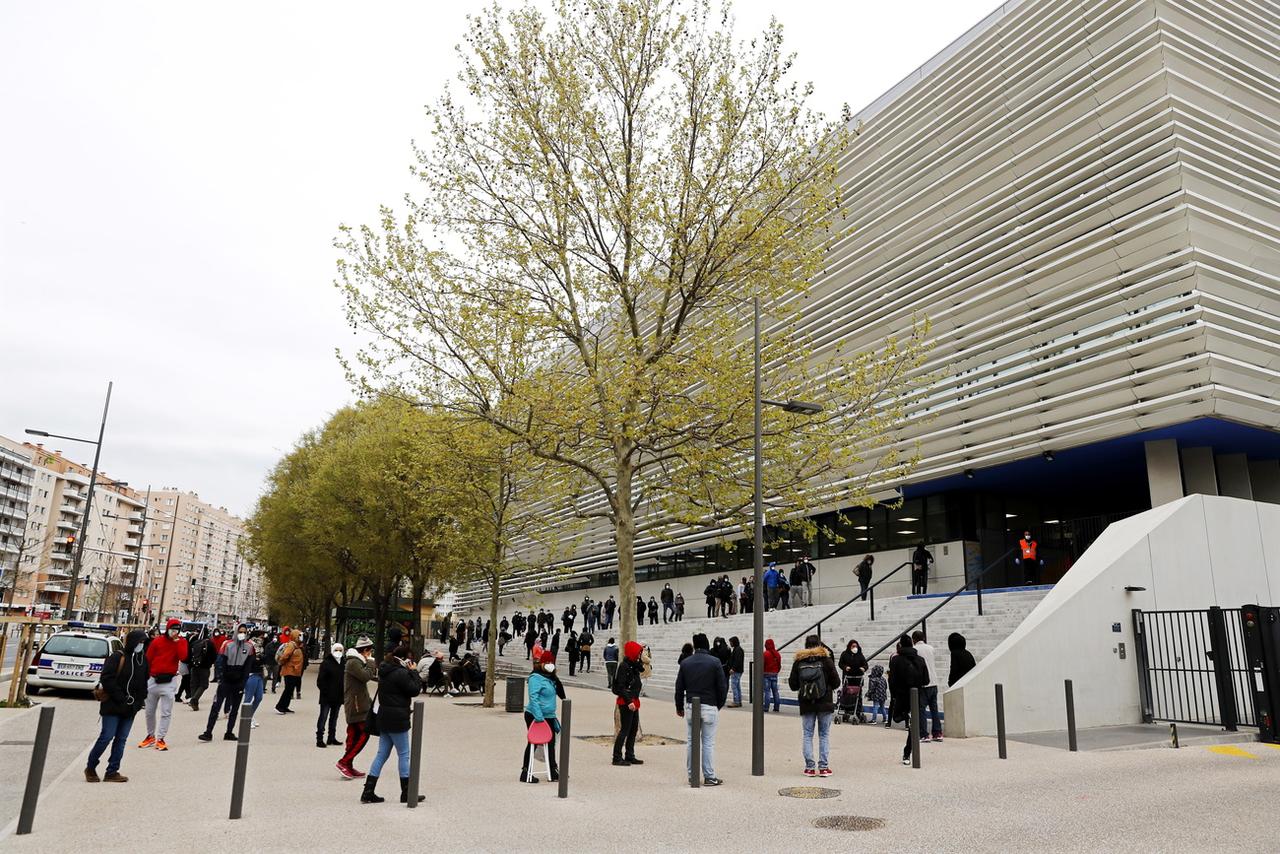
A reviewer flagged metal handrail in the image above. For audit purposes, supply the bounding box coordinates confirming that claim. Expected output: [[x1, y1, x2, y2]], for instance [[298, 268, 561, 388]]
[[868, 548, 1017, 661], [777, 560, 912, 652]]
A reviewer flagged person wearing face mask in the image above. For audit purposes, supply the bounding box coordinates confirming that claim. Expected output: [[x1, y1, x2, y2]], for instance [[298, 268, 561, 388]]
[[139, 618, 189, 751], [86, 629, 150, 782], [337, 636, 377, 780], [199, 624, 252, 742], [315, 642, 345, 748], [242, 630, 267, 727], [274, 629, 305, 715], [611, 641, 645, 766], [521, 650, 560, 783], [360, 645, 422, 804], [838, 639, 868, 723]]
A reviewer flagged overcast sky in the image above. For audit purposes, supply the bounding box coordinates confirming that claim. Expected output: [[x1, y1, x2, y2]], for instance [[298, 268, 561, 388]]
[[1, 0, 999, 516]]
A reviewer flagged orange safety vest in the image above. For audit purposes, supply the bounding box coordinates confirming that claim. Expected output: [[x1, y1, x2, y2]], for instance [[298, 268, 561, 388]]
[[1020, 538, 1038, 560]]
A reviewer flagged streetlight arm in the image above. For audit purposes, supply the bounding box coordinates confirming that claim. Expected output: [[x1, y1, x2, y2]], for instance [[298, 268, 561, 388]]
[[24, 429, 101, 445]]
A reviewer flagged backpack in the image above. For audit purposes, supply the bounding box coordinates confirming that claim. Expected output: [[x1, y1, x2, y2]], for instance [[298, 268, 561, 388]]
[[797, 656, 828, 702]]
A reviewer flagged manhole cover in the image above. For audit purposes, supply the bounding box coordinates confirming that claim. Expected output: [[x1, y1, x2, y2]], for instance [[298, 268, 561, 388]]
[[778, 786, 841, 799], [813, 815, 885, 832], [577, 734, 685, 746]]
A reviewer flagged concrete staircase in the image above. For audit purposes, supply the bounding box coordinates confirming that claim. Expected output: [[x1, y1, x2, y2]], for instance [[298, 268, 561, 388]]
[[492, 586, 1051, 712]]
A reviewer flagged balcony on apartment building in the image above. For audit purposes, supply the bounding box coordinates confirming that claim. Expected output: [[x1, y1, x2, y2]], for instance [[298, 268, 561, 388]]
[[56, 518, 78, 531], [0, 484, 32, 503], [2, 505, 28, 521], [50, 550, 72, 562], [0, 521, 24, 537], [43, 565, 71, 578]]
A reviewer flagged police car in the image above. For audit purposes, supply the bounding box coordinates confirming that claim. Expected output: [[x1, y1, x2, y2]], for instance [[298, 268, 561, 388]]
[[26, 622, 124, 695]]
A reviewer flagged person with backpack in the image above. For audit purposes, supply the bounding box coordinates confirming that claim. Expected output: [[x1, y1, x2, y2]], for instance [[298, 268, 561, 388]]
[[674, 633, 727, 786], [86, 628, 149, 782], [274, 629, 304, 715], [315, 641, 345, 748], [889, 634, 928, 765], [788, 634, 840, 777]]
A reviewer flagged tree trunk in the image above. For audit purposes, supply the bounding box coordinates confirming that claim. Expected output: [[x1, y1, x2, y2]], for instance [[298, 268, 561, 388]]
[[411, 583, 425, 658], [483, 570, 501, 708], [614, 462, 637, 646]]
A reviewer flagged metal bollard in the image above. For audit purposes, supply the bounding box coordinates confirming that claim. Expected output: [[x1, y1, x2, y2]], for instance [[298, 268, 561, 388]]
[[16, 705, 55, 835], [229, 700, 254, 819], [407, 699, 425, 807], [689, 697, 701, 788], [1170, 722, 1179, 749], [557, 699, 572, 799], [910, 687, 921, 769], [995, 683, 1007, 759], [1065, 679, 1078, 752]]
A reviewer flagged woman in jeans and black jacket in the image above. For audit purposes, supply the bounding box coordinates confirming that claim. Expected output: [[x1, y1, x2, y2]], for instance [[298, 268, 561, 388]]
[[360, 645, 423, 804]]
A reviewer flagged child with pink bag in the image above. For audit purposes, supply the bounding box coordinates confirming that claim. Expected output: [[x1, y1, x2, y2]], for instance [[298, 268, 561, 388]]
[[521, 649, 561, 783]]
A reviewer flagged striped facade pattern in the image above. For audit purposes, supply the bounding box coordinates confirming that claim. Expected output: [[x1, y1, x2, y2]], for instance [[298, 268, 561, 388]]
[[455, 0, 1280, 608]]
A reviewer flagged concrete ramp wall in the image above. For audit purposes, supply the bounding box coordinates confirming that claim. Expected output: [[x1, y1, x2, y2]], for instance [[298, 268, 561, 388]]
[[945, 495, 1280, 736]]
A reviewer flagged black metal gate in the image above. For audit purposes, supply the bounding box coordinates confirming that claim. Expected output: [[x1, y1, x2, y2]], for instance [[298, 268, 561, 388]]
[[1132, 606, 1258, 731]]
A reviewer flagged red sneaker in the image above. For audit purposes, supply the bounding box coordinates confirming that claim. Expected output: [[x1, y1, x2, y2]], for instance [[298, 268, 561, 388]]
[[803, 768, 817, 777], [336, 761, 357, 780], [818, 767, 833, 777]]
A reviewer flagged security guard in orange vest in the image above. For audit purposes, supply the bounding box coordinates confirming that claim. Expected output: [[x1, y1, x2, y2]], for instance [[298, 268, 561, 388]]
[[1016, 531, 1041, 585]]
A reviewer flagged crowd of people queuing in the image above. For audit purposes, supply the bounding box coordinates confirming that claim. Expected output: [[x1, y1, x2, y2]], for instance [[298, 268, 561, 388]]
[[81, 576, 979, 794]]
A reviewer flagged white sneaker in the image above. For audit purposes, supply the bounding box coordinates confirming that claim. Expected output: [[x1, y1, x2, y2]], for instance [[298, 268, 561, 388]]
[[251, 720, 260, 729], [901, 758, 910, 766]]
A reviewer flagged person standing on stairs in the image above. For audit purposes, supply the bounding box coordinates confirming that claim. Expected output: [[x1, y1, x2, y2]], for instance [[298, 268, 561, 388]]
[[704, 579, 718, 618], [1016, 530, 1043, 585], [727, 636, 745, 707], [911, 543, 934, 595], [764, 562, 781, 610], [661, 583, 675, 623], [856, 555, 874, 601], [636, 595, 646, 626], [647, 596, 660, 625], [675, 592, 685, 621]]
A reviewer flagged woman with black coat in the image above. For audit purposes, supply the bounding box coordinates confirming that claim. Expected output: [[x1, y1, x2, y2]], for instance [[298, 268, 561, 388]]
[[316, 643, 345, 748], [888, 635, 928, 765], [85, 629, 149, 782], [361, 645, 423, 805]]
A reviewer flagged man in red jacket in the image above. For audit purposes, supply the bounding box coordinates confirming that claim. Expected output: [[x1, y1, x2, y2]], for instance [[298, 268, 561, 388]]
[[138, 618, 189, 751]]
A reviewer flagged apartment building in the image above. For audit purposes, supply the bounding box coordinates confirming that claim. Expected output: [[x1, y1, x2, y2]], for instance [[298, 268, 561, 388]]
[[0, 435, 266, 624], [139, 489, 266, 625]]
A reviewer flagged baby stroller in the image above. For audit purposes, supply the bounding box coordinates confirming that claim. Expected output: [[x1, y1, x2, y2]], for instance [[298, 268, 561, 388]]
[[833, 674, 864, 724]]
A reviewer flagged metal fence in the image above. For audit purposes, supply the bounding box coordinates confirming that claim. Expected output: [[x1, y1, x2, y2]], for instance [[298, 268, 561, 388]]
[[1133, 607, 1257, 729]]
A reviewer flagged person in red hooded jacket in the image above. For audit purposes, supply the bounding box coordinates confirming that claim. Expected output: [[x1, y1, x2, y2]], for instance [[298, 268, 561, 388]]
[[762, 638, 782, 713], [611, 641, 645, 766], [139, 618, 189, 751]]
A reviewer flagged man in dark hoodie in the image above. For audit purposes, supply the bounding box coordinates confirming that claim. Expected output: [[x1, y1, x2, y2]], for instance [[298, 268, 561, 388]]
[[86, 628, 149, 782], [789, 634, 841, 777], [947, 632, 977, 686], [611, 641, 645, 766], [889, 634, 928, 765], [674, 633, 727, 785]]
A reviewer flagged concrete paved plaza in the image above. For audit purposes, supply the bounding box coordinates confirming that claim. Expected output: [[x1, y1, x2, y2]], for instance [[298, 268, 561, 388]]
[[2, 681, 1279, 852]]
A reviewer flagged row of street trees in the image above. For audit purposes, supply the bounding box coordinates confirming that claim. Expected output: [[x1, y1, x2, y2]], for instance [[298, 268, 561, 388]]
[[252, 0, 930, 705]]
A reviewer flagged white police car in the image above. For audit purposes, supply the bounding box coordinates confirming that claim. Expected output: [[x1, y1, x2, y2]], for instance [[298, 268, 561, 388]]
[[26, 622, 124, 695]]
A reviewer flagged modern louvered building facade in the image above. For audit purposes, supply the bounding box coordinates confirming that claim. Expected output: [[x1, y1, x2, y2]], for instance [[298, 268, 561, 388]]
[[454, 0, 1280, 613]]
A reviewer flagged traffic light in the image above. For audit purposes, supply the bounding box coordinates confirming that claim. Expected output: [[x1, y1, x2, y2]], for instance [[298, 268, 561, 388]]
[[66, 533, 75, 545]]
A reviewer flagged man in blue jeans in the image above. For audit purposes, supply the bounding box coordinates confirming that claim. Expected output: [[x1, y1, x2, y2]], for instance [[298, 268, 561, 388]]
[[674, 633, 727, 786], [788, 634, 841, 776], [912, 630, 943, 741]]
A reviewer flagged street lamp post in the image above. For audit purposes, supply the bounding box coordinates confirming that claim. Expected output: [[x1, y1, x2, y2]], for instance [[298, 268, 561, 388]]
[[750, 296, 822, 777], [26, 381, 113, 620]]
